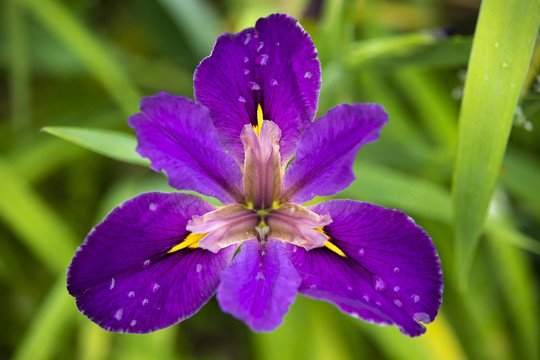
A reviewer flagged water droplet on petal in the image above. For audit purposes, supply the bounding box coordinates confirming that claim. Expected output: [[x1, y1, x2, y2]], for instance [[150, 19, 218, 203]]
[[113, 308, 123, 321], [149, 202, 157, 212], [150, 281, 160, 294], [238, 96, 246, 103], [275, 41, 280, 46], [414, 312, 431, 323], [412, 294, 421, 303], [394, 299, 403, 308], [347, 285, 353, 291], [304, 71, 312, 79], [309, 284, 317, 290], [243, 56, 249, 63], [142, 259, 151, 269], [256, 54, 269, 66], [109, 278, 115, 290], [372, 275, 387, 292], [125, 290, 136, 299], [141, 298, 149, 306], [130, 319, 137, 327], [196, 264, 202, 273], [269, 79, 278, 87], [248, 82, 260, 91], [243, 33, 251, 46], [375, 301, 381, 306], [393, 286, 400, 292], [357, 248, 365, 257], [243, 68, 250, 75], [393, 267, 400, 273], [256, 41, 264, 52], [293, 247, 297, 253], [362, 294, 370, 302]]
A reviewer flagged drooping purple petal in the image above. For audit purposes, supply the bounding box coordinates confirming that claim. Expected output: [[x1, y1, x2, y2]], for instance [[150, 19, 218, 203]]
[[67, 192, 237, 333], [194, 13, 321, 165], [217, 238, 301, 332], [286, 200, 443, 337], [129, 92, 244, 204], [281, 104, 388, 204]]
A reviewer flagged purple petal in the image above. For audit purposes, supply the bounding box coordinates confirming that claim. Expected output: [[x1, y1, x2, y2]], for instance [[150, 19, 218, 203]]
[[67, 192, 237, 333], [241, 120, 282, 209], [129, 92, 244, 204], [267, 203, 331, 250], [187, 204, 258, 253], [217, 239, 301, 332], [194, 13, 321, 165], [281, 103, 388, 204], [286, 200, 443, 337]]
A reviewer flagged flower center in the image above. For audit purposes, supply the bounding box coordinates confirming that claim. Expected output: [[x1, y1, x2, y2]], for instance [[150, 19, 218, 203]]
[[184, 107, 332, 253]]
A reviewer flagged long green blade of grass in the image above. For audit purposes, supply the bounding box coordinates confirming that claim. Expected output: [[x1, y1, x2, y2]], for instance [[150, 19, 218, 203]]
[[12, 276, 78, 360], [452, 0, 540, 287], [345, 161, 540, 255], [0, 157, 77, 273], [42, 126, 149, 166], [157, 0, 221, 60], [6, 0, 32, 137], [19, 0, 142, 117]]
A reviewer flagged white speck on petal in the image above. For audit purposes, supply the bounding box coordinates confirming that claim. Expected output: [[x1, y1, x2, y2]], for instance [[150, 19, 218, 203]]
[[114, 308, 123, 321]]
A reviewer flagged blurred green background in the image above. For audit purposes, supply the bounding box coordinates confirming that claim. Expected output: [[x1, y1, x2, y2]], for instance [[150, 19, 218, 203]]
[[1, 0, 539, 359]]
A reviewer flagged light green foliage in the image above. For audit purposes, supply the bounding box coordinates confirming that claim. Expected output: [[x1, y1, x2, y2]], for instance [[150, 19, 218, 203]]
[[42, 127, 149, 166], [1, 0, 539, 359], [452, 0, 540, 288]]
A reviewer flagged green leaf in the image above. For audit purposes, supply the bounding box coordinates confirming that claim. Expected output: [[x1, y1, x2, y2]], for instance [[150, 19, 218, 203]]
[[42, 126, 149, 166], [157, 0, 221, 59], [501, 147, 540, 222], [6, 0, 32, 136], [19, 0, 142, 117], [343, 161, 452, 224], [451, 0, 540, 287], [0, 157, 77, 273], [12, 276, 78, 360], [488, 235, 539, 359], [345, 161, 540, 256]]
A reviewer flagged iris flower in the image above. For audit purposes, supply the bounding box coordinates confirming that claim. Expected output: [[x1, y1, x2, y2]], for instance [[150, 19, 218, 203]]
[[67, 13, 442, 337]]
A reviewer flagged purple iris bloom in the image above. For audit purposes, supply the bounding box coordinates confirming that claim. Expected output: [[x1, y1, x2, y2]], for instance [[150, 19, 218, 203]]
[[67, 13, 442, 337]]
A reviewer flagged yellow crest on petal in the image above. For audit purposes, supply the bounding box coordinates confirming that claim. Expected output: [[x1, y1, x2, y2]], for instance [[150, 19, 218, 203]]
[[253, 103, 264, 136], [315, 227, 346, 257], [168, 232, 207, 253]]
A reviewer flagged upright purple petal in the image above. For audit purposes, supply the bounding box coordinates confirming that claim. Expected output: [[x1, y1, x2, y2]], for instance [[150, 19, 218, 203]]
[[286, 200, 443, 337], [67, 192, 237, 333], [129, 92, 244, 204], [241, 120, 282, 209], [281, 104, 388, 204], [217, 239, 301, 332], [194, 13, 321, 165]]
